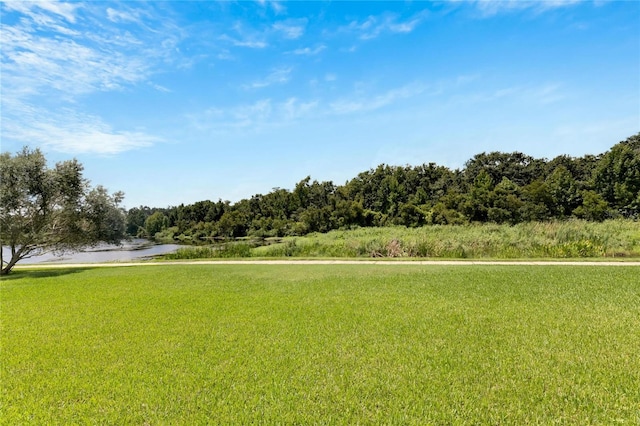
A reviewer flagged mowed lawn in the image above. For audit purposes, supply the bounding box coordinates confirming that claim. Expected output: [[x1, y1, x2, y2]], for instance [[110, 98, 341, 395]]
[[2, 265, 639, 424]]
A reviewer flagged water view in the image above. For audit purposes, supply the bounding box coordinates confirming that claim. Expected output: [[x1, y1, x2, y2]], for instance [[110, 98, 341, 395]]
[[2, 239, 181, 264]]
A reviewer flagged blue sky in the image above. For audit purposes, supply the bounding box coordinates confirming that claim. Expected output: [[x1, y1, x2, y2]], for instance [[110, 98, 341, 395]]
[[1, 0, 638, 208]]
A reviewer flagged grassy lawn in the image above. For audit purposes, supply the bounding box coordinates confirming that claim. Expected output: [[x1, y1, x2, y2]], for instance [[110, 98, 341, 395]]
[[2, 265, 639, 424]]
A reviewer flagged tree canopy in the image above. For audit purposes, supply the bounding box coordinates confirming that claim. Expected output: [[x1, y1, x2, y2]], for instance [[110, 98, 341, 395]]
[[0, 147, 126, 275], [126, 133, 639, 243]]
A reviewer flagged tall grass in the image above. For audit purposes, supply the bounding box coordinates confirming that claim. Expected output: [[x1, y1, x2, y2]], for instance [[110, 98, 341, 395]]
[[164, 242, 252, 259], [165, 219, 639, 259], [253, 219, 640, 259]]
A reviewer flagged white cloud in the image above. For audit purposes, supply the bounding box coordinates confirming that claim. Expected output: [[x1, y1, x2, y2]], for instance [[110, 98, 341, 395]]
[[34, 1, 79, 22], [273, 19, 307, 39], [1, 2, 182, 97], [1, 25, 148, 98], [2, 101, 158, 155], [0, 2, 180, 154], [3, 1, 80, 23], [189, 81, 430, 136], [149, 82, 171, 93], [106, 7, 140, 23], [189, 77, 450, 137], [343, 10, 428, 40], [236, 39, 268, 48], [235, 99, 273, 122], [243, 67, 293, 90], [190, 99, 273, 131], [188, 97, 319, 134], [288, 45, 326, 56], [282, 98, 318, 121], [2, 2, 186, 99], [270, 1, 286, 14], [255, 0, 285, 13], [217, 49, 234, 60], [329, 82, 427, 114], [451, 83, 566, 105], [220, 34, 268, 49], [460, 0, 583, 16]]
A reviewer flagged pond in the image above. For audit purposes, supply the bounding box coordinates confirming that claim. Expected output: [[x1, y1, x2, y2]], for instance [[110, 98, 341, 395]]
[[2, 239, 182, 264]]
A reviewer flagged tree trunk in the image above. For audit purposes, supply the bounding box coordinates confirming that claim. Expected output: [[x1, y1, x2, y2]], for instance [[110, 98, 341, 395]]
[[1, 254, 21, 275], [1, 246, 27, 276]]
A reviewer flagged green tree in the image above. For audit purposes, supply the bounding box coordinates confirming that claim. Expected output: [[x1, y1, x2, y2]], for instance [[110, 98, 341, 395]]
[[464, 151, 544, 187], [461, 170, 494, 222], [144, 211, 169, 237], [398, 202, 427, 227], [215, 210, 249, 238], [572, 190, 609, 221], [545, 165, 580, 217], [519, 179, 551, 221], [489, 177, 523, 224], [593, 133, 640, 216], [125, 206, 149, 236], [0, 147, 126, 275]]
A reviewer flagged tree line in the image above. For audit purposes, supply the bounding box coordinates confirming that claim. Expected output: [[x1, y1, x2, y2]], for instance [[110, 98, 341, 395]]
[[127, 134, 639, 242]]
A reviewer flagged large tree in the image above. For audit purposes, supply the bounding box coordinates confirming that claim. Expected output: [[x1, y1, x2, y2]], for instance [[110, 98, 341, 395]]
[[0, 147, 126, 275], [593, 133, 640, 216]]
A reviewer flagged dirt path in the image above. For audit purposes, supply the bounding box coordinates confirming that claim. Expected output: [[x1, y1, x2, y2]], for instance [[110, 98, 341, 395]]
[[15, 259, 640, 269]]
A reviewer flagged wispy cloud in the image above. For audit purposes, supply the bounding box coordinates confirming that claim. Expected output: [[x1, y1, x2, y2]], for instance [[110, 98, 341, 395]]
[[329, 82, 427, 114], [288, 45, 326, 56], [220, 34, 268, 49], [243, 67, 293, 89], [281, 98, 319, 121], [2, 100, 158, 155], [256, 0, 286, 15], [452, 83, 566, 105], [189, 80, 429, 134], [1, 25, 148, 97], [188, 97, 318, 133], [1, 2, 177, 154], [106, 7, 142, 24], [273, 19, 307, 39], [459, 0, 583, 17], [219, 21, 270, 48], [187, 71, 513, 140], [342, 10, 429, 40], [3, 0, 80, 23]]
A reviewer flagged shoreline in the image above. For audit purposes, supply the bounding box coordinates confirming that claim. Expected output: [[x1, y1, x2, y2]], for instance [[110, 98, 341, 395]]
[[13, 259, 640, 269]]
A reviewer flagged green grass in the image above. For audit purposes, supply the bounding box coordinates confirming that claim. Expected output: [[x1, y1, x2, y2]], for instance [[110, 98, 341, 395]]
[[163, 242, 253, 260], [252, 219, 640, 259], [163, 219, 640, 260], [2, 265, 640, 423]]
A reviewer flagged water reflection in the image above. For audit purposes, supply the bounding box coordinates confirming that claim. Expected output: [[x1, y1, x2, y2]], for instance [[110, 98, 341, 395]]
[[2, 239, 181, 264]]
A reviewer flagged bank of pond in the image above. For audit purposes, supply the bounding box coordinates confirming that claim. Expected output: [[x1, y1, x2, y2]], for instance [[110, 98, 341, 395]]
[[162, 219, 640, 260], [3, 239, 182, 265], [10, 220, 638, 264]]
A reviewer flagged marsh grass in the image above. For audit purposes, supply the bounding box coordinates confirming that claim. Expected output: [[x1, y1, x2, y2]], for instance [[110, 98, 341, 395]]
[[2, 265, 639, 423], [164, 242, 253, 259], [163, 220, 639, 260], [252, 219, 640, 259]]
